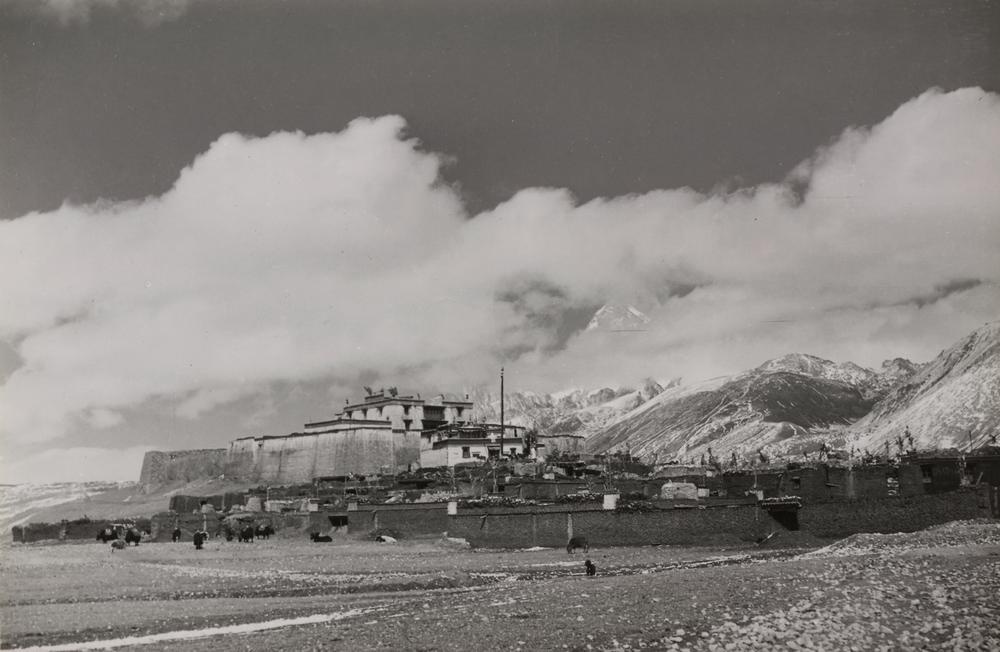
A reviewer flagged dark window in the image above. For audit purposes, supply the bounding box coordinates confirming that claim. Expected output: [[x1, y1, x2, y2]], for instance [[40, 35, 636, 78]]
[[462, 447, 471, 459], [921, 465, 933, 483], [791, 477, 802, 490]]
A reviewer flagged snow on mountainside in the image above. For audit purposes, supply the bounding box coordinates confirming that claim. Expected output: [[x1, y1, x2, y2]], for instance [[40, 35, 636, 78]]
[[0, 482, 131, 533], [757, 354, 877, 388], [585, 304, 651, 332], [850, 321, 1000, 452], [585, 369, 876, 461], [470, 379, 672, 438], [756, 353, 921, 400]]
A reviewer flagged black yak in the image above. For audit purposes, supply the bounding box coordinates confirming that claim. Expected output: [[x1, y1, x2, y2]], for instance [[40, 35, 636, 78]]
[[255, 524, 274, 540], [171, 528, 182, 543], [124, 527, 143, 546], [585, 559, 596, 576], [193, 530, 207, 550], [110, 539, 126, 552], [96, 527, 117, 543], [310, 532, 333, 543], [239, 526, 255, 543], [566, 536, 589, 553]]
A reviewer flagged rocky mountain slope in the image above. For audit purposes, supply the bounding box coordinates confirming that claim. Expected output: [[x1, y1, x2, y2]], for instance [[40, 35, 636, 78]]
[[849, 321, 1000, 452], [470, 378, 672, 437], [0, 482, 131, 532], [583, 369, 878, 462]]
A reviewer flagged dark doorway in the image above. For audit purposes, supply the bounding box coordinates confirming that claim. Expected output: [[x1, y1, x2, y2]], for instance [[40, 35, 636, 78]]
[[768, 508, 800, 531]]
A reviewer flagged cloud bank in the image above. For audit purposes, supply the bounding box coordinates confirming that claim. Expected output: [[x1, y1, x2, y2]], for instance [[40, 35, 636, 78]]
[[6, 0, 193, 26], [1, 87, 999, 445]]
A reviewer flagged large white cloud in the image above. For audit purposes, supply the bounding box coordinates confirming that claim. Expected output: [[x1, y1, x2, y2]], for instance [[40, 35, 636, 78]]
[[1, 88, 999, 445]]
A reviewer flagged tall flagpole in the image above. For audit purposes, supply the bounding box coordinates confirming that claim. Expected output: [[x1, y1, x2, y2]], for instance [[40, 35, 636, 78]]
[[500, 367, 505, 459]]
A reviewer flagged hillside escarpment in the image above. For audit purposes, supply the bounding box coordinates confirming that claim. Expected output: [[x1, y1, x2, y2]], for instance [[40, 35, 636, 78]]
[[139, 449, 227, 486]]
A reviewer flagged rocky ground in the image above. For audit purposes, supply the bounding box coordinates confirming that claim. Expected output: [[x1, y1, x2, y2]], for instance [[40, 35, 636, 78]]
[[1, 521, 998, 651]]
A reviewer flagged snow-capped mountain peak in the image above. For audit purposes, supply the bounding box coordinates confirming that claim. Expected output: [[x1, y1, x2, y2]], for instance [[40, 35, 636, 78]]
[[585, 304, 651, 332]]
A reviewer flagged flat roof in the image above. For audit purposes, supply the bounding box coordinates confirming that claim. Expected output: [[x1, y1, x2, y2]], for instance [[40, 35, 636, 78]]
[[432, 437, 525, 449], [304, 417, 391, 428]]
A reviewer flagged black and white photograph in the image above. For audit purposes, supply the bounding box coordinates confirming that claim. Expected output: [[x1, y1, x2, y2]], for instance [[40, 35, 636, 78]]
[[1, 0, 999, 650]]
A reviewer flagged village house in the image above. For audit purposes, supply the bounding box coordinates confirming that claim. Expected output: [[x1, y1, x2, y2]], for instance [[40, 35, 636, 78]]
[[419, 422, 530, 468]]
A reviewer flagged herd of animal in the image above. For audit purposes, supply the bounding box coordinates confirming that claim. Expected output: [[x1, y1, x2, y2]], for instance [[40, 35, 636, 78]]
[[97, 522, 313, 552], [98, 526, 597, 574], [97, 525, 146, 552]]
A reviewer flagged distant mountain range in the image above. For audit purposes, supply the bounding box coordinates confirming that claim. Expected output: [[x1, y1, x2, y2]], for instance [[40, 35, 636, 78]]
[[481, 321, 998, 462]]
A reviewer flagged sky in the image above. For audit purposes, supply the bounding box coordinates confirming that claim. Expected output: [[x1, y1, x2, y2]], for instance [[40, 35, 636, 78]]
[[1, 0, 999, 483]]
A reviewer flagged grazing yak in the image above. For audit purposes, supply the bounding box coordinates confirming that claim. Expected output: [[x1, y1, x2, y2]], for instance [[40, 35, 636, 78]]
[[566, 536, 589, 554], [255, 524, 275, 540], [124, 527, 143, 546], [110, 539, 126, 552], [193, 530, 208, 550], [96, 527, 118, 543], [171, 528, 182, 543], [239, 526, 255, 543], [310, 532, 333, 543]]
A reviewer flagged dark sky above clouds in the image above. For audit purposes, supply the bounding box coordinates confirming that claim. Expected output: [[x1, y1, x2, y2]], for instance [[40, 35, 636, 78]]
[[1, 0, 999, 482], [3, 0, 998, 218]]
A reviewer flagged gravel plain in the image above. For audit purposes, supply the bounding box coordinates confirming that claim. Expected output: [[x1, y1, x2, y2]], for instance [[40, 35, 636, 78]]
[[2, 521, 998, 651]]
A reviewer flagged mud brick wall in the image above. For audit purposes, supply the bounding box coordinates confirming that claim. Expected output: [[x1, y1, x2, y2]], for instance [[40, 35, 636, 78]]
[[168, 493, 246, 513], [575, 507, 765, 547], [139, 449, 227, 486], [925, 463, 963, 494], [448, 505, 768, 549], [799, 490, 989, 538], [721, 471, 794, 498], [12, 523, 61, 543], [722, 466, 895, 502], [965, 458, 1000, 487], [346, 504, 450, 538], [848, 465, 892, 499], [13, 518, 152, 544], [898, 464, 926, 496], [149, 512, 228, 541], [149, 512, 318, 541]]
